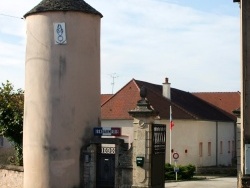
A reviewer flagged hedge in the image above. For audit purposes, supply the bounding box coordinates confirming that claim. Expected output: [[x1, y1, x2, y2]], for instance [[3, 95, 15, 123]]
[[165, 163, 196, 180]]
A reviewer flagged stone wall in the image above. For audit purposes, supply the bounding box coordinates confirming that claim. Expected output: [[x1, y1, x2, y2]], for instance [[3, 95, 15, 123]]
[[0, 148, 15, 165], [0, 141, 133, 188], [0, 165, 23, 188], [118, 147, 133, 187]]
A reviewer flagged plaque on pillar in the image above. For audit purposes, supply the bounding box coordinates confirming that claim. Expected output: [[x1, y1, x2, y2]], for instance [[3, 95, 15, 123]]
[[152, 124, 166, 155]]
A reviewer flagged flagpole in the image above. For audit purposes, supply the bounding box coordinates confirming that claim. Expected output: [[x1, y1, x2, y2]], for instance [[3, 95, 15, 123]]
[[170, 105, 172, 165], [170, 125, 172, 164]]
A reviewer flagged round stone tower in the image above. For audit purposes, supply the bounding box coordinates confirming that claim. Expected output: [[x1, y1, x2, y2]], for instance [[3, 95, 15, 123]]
[[23, 0, 102, 187]]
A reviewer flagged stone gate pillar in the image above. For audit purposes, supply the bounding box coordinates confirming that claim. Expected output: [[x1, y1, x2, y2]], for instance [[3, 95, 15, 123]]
[[129, 87, 165, 188]]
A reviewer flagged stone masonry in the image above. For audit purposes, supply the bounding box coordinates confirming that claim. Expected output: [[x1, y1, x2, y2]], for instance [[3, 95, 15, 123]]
[[0, 165, 23, 188]]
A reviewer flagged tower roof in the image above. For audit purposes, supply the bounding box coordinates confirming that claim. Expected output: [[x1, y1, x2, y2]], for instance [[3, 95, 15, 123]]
[[24, 0, 103, 18]]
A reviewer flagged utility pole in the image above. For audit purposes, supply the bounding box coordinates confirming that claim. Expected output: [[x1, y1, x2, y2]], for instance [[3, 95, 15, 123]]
[[234, 0, 250, 187], [110, 73, 118, 94]]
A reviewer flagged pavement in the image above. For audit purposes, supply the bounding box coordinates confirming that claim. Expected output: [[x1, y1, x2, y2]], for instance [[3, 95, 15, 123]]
[[165, 176, 237, 188]]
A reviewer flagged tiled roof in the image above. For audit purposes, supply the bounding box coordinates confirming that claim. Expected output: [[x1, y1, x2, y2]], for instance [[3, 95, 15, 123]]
[[24, 0, 103, 18], [101, 80, 141, 120], [101, 94, 113, 105], [134, 80, 194, 120], [101, 79, 235, 122], [193, 92, 240, 117]]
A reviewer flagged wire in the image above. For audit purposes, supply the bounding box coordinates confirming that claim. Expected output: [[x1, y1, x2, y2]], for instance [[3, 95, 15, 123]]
[[0, 13, 23, 20]]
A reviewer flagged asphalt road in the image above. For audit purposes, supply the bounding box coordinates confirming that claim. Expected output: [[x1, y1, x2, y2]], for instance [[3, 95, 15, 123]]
[[165, 177, 237, 188]]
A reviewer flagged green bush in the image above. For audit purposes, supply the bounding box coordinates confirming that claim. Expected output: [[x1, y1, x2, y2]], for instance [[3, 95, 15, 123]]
[[0, 81, 24, 166], [165, 163, 196, 180], [165, 163, 176, 180]]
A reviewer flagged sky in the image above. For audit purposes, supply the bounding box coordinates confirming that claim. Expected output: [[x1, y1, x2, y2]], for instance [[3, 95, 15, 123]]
[[0, 0, 241, 94]]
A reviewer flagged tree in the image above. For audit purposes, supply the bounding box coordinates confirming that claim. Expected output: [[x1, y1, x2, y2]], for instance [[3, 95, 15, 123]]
[[0, 81, 24, 165]]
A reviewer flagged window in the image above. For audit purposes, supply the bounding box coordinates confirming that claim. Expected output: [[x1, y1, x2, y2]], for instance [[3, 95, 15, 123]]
[[228, 141, 231, 153], [208, 142, 211, 156], [220, 141, 223, 154], [232, 140, 235, 157], [199, 142, 203, 157], [0, 136, 3, 147]]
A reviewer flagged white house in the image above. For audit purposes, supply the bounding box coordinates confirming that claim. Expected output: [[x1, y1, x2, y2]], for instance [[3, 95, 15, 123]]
[[101, 78, 239, 167], [0, 78, 239, 167]]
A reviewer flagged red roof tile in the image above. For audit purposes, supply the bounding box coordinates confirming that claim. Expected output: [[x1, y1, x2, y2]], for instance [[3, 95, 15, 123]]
[[101, 79, 236, 122], [101, 94, 113, 105], [192, 92, 240, 116], [101, 80, 141, 120]]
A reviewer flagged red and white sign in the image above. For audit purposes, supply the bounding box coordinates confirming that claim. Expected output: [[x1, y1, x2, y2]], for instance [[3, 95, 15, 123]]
[[173, 152, 179, 159]]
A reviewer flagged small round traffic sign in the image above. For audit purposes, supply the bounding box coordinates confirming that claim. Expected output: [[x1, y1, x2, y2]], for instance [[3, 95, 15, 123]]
[[173, 152, 179, 159]]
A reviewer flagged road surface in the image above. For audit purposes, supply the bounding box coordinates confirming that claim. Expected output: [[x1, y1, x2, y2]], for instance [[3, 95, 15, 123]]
[[165, 177, 236, 188]]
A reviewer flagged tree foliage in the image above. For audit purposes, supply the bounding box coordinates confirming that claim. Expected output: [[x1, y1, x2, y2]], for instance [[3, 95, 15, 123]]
[[0, 81, 24, 165]]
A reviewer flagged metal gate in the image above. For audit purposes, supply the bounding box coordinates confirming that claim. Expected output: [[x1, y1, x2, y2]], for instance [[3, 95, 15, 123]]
[[96, 147, 115, 188], [152, 124, 166, 186]]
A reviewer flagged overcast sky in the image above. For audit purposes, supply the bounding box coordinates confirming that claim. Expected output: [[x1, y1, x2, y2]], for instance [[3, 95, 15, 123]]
[[0, 0, 240, 94]]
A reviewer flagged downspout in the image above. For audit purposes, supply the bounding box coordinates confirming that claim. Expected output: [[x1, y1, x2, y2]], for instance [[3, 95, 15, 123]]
[[216, 121, 218, 166], [234, 121, 237, 160]]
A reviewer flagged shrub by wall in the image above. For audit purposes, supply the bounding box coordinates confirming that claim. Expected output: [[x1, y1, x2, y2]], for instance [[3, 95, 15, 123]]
[[165, 163, 196, 180]]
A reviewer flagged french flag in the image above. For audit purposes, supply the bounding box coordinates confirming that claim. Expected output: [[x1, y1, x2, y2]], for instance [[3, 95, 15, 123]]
[[170, 106, 174, 131]]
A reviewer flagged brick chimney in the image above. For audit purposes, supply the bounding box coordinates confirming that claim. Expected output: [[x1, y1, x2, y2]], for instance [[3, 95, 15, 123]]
[[162, 77, 171, 100]]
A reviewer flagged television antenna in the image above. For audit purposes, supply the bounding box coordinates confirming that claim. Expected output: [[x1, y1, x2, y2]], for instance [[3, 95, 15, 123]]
[[109, 73, 119, 94]]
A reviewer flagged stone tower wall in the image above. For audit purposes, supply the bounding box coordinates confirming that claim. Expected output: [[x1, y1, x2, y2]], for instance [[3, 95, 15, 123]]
[[23, 11, 101, 188]]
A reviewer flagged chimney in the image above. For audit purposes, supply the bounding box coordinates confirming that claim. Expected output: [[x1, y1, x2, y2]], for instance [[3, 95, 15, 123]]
[[162, 77, 171, 100]]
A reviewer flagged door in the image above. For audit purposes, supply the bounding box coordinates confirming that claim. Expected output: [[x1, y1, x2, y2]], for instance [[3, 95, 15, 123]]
[[96, 154, 115, 188]]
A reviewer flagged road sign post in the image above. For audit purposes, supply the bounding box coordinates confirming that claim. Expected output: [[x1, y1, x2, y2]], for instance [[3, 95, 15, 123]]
[[173, 152, 179, 181]]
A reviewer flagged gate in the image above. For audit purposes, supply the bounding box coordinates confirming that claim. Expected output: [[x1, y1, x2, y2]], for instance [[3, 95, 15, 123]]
[[151, 124, 166, 186], [96, 146, 116, 188]]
